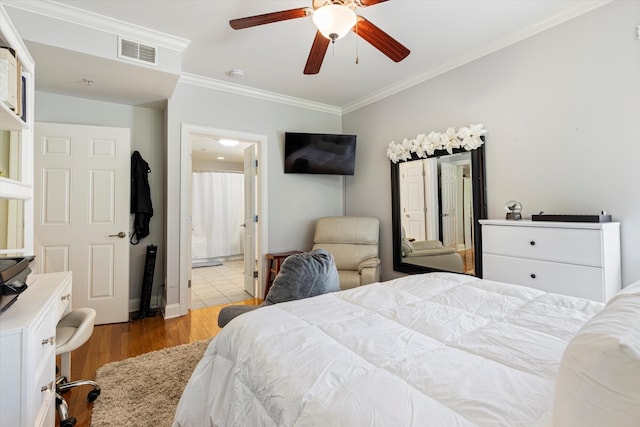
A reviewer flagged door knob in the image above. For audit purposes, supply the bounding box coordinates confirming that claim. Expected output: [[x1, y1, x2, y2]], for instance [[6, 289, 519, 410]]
[[109, 231, 126, 238]]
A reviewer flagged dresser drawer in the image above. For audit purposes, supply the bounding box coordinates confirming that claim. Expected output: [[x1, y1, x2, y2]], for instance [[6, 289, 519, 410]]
[[482, 225, 603, 267], [483, 254, 605, 301]]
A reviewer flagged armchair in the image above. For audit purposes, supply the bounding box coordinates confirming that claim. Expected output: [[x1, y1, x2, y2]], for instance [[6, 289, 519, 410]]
[[401, 227, 464, 272], [312, 216, 381, 289]]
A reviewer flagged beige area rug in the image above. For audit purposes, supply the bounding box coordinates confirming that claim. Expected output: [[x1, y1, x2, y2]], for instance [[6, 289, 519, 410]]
[[91, 339, 211, 427]]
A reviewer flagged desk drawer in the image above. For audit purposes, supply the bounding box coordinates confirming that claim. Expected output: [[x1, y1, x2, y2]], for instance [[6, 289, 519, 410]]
[[483, 254, 605, 301], [56, 279, 72, 319], [32, 353, 55, 427], [482, 225, 603, 267], [31, 309, 56, 375]]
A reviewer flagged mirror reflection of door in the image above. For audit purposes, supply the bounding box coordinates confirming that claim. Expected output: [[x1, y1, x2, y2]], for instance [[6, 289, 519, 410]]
[[399, 160, 426, 240], [398, 152, 475, 274], [439, 161, 457, 249]]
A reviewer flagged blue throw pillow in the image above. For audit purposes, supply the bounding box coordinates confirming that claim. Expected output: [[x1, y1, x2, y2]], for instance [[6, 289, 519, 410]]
[[265, 248, 340, 305], [217, 249, 340, 328]]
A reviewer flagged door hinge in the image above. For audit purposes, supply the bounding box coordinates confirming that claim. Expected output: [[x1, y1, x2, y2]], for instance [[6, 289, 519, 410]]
[[253, 271, 258, 279], [188, 279, 191, 288], [254, 215, 258, 223], [254, 159, 258, 168]]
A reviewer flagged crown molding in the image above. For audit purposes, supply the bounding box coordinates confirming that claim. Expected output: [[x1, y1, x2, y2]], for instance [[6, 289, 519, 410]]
[[2, 0, 190, 52], [179, 73, 342, 116], [3, 0, 611, 115], [342, 0, 612, 114]]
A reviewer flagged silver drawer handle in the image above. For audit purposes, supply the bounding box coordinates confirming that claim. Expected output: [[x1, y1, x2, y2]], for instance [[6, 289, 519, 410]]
[[42, 336, 55, 346], [41, 381, 54, 392]]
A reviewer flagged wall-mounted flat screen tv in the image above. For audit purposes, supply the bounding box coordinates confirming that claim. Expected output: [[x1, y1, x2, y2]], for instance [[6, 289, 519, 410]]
[[284, 132, 357, 175]]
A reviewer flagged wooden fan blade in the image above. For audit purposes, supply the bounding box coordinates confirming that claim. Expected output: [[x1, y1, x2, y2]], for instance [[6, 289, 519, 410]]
[[304, 31, 330, 75], [230, 8, 310, 30], [353, 16, 410, 62], [359, 0, 389, 6]]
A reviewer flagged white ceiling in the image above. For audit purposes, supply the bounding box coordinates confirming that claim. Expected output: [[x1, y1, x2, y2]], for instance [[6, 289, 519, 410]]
[[191, 136, 251, 163], [5, 0, 610, 112], [6, 0, 609, 162]]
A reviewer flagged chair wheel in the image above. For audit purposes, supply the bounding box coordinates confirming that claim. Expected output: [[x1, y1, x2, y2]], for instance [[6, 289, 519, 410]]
[[88, 388, 101, 403], [60, 417, 77, 427]]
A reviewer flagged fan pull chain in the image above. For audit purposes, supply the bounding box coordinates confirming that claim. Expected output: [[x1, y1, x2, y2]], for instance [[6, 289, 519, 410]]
[[355, 22, 359, 64]]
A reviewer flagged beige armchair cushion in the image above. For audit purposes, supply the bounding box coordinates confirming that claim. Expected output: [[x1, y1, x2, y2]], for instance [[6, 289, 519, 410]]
[[313, 216, 380, 289]]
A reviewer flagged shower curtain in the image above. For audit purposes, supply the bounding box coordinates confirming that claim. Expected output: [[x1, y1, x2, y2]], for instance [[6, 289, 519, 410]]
[[191, 172, 244, 261]]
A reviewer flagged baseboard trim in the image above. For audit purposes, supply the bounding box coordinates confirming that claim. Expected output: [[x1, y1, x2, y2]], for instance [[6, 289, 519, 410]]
[[128, 295, 163, 313], [162, 303, 182, 319]]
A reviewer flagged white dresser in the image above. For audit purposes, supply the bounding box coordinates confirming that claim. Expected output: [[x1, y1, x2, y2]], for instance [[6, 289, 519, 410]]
[[0, 271, 72, 427], [480, 219, 621, 302]]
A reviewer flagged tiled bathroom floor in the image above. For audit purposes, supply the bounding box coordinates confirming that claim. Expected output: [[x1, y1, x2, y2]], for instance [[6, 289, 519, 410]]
[[190, 259, 253, 309]]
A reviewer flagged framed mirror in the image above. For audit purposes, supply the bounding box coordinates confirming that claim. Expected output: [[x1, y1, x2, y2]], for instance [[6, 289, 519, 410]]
[[391, 145, 486, 277]]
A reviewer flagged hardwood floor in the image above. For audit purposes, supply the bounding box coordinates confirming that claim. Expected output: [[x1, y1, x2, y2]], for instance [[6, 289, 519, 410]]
[[459, 248, 475, 274], [59, 298, 260, 426]]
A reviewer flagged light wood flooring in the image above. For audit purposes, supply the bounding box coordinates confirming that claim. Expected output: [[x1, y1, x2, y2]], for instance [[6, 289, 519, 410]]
[[58, 298, 260, 426], [459, 248, 475, 274]]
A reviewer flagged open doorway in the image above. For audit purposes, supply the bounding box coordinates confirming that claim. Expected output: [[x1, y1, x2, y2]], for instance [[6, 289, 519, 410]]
[[190, 156, 249, 308], [190, 137, 255, 309], [179, 125, 268, 313]]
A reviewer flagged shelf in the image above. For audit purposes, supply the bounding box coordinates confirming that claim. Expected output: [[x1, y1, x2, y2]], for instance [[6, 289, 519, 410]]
[[0, 102, 27, 131], [0, 177, 32, 199]]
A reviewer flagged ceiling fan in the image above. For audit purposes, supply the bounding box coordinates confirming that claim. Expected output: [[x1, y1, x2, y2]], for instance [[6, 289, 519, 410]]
[[229, 0, 410, 75]]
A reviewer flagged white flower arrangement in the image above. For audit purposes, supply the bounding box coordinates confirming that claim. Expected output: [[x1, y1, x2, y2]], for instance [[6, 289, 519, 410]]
[[386, 123, 487, 163]]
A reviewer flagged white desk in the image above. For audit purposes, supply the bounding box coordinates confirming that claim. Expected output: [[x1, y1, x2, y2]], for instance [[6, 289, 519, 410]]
[[0, 271, 72, 427]]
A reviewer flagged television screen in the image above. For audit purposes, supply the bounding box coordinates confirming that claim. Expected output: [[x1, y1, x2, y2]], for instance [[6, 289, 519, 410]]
[[284, 132, 357, 175]]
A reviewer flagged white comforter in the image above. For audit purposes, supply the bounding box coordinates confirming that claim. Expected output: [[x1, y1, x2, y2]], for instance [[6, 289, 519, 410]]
[[173, 273, 602, 427]]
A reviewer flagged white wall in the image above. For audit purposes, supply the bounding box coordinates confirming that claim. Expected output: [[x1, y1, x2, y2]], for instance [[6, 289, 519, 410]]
[[34, 91, 166, 310], [165, 82, 343, 306], [344, 1, 640, 286]]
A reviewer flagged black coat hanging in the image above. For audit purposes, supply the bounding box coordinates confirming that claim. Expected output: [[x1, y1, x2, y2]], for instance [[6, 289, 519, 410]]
[[130, 150, 153, 245]]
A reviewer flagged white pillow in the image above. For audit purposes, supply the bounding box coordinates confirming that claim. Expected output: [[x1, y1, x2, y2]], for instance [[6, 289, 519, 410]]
[[551, 281, 640, 427]]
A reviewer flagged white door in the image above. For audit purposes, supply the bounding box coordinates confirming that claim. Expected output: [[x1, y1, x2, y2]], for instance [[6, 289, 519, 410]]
[[243, 145, 257, 296], [34, 122, 130, 325], [399, 160, 426, 240], [463, 177, 473, 249], [440, 162, 458, 249], [424, 158, 440, 241]]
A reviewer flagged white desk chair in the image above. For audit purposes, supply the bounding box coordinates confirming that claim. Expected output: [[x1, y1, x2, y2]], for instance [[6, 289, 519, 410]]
[[56, 308, 101, 427]]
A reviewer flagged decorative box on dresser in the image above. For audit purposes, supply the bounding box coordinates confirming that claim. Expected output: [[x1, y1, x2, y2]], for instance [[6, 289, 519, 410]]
[[480, 219, 621, 302], [0, 271, 72, 427]]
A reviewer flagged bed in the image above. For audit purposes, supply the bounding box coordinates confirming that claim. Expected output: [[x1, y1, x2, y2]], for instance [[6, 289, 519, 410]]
[[173, 272, 640, 427]]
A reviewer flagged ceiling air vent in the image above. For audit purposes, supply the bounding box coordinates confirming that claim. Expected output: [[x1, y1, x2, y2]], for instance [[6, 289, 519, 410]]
[[118, 37, 157, 65]]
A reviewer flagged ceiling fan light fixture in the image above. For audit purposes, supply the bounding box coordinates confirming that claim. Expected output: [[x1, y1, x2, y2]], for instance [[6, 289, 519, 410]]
[[312, 4, 357, 41]]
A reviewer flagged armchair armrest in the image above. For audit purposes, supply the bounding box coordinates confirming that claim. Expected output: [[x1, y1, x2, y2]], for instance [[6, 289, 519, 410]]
[[358, 257, 381, 285], [358, 257, 380, 273], [406, 247, 455, 257]]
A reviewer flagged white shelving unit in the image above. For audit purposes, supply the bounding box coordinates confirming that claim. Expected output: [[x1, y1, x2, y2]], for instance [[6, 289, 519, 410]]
[[0, 3, 35, 256]]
